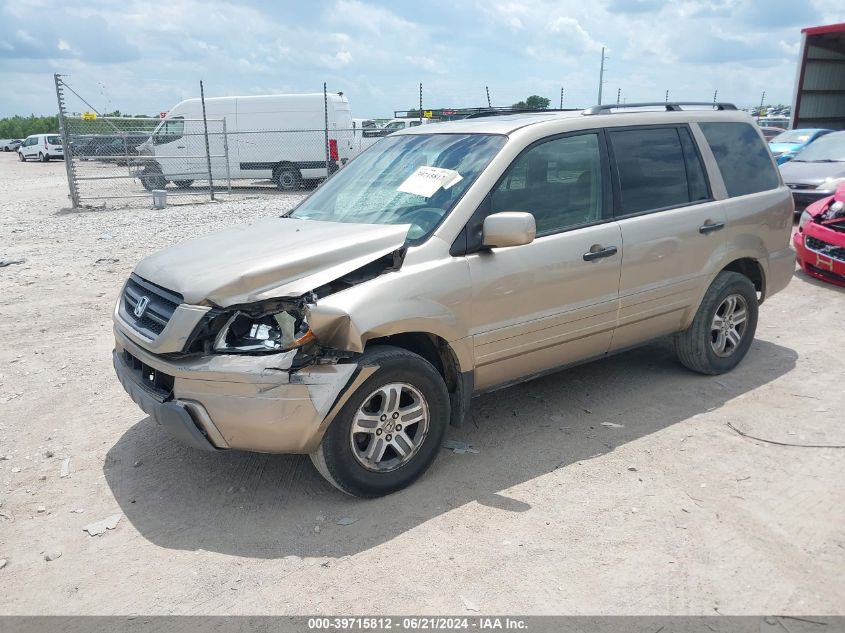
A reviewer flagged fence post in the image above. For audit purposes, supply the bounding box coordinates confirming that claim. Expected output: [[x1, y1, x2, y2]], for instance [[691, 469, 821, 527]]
[[54, 74, 80, 208], [222, 117, 231, 193], [323, 82, 330, 179], [199, 80, 215, 201]]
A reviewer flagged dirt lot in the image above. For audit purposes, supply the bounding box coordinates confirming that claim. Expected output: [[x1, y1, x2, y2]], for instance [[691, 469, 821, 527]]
[[0, 153, 843, 615]]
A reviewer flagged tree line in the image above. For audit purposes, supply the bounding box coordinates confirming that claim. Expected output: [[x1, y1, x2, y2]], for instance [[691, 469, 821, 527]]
[[0, 112, 159, 140]]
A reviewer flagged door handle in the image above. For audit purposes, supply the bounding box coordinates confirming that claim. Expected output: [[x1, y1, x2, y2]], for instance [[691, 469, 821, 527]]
[[699, 221, 725, 234], [583, 245, 618, 261], [176, 145, 186, 149]]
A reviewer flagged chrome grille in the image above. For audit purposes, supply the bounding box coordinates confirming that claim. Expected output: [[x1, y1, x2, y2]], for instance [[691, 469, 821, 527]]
[[121, 274, 183, 339]]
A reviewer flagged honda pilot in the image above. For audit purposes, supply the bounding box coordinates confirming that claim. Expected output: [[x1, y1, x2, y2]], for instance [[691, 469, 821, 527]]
[[113, 103, 794, 497]]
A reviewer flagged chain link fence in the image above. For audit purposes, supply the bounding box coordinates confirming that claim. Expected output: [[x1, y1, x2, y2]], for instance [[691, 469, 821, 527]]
[[54, 75, 385, 208]]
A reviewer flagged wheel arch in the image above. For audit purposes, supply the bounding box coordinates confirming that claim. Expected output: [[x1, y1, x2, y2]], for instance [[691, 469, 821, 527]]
[[364, 332, 473, 428]]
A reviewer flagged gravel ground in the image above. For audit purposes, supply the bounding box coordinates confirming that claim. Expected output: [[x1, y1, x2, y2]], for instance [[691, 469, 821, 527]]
[[0, 153, 844, 615]]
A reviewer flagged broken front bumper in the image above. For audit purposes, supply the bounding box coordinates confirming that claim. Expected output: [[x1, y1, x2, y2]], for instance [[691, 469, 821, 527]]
[[113, 327, 360, 453]]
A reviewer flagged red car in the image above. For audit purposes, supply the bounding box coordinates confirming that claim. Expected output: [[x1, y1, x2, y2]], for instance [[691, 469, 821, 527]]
[[793, 182, 845, 287]]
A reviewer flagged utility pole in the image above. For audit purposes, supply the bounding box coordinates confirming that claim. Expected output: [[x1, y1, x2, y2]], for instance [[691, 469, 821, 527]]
[[419, 83, 423, 123], [758, 90, 766, 119], [597, 47, 606, 104], [616, 88, 621, 105], [486, 86, 491, 108], [560, 87, 564, 109]]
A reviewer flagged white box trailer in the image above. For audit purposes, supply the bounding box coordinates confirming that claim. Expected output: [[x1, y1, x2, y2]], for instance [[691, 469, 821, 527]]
[[137, 93, 354, 191]]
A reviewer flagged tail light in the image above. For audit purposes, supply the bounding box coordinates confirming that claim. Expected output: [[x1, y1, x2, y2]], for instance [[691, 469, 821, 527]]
[[329, 139, 338, 162]]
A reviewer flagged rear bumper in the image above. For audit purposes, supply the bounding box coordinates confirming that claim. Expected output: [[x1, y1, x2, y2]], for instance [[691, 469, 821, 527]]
[[764, 246, 796, 299], [113, 326, 360, 454]]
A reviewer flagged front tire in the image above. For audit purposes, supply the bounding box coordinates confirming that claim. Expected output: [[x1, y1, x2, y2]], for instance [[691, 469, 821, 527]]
[[674, 271, 758, 375], [18, 151, 26, 162], [310, 346, 450, 498]]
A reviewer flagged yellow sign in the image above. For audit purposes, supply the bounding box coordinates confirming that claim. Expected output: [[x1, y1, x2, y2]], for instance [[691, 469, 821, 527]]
[[423, 110, 433, 118], [81, 112, 97, 121]]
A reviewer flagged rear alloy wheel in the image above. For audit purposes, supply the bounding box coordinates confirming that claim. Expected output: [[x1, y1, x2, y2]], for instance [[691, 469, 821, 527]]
[[274, 165, 302, 191], [310, 346, 449, 498], [674, 271, 758, 375]]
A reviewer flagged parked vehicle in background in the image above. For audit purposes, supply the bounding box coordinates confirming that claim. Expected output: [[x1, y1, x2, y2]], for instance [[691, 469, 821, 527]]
[[769, 128, 832, 164], [350, 118, 385, 156], [112, 102, 793, 497], [135, 93, 354, 192], [793, 182, 845, 287], [779, 131, 845, 211], [757, 116, 790, 130], [382, 118, 434, 133], [17, 134, 63, 162], [73, 134, 150, 165], [1, 139, 22, 151], [759, 127, 784, 142]]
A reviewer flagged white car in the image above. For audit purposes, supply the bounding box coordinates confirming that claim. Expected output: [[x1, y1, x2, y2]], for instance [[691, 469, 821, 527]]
[[18, 134, 64, 162], [1, 139, 22, 152], [382, 118, 434, 133]]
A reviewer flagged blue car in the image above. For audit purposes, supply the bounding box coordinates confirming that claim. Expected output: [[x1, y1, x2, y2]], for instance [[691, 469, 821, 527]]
[[769, 128, 833, 164]]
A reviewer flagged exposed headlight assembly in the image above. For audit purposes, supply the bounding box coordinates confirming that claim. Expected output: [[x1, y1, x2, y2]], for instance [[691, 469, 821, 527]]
[[213, 306, 315, 354]]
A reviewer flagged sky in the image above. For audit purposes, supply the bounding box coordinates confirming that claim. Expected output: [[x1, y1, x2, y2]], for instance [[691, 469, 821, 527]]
[[0, 0, 842, 118]]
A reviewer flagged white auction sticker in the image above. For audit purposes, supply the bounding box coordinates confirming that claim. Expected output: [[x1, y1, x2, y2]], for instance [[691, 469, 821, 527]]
[[397, 166, 463, 198]]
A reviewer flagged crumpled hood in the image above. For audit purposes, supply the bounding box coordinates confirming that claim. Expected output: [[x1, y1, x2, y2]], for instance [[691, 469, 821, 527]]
[[134, 217, 409, 307], [779, 160, 845, 187]]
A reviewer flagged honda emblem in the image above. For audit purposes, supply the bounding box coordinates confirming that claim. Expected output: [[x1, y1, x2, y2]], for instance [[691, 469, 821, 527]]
[[134, 296, 150, 319]]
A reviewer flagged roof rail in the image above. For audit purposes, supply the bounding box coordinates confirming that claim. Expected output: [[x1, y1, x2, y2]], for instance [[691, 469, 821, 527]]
[[582, 102, 738, 115], [464, 108, 578, 119]]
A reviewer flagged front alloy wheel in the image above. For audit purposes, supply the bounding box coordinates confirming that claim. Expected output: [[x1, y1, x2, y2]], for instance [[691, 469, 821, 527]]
[[350, 382, 430, 472]]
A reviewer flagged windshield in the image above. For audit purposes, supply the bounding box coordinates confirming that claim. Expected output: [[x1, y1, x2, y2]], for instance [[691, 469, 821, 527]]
[[289, 133, 506, 241], [771, 130, 812, 144], [793, 133, 845, 162]]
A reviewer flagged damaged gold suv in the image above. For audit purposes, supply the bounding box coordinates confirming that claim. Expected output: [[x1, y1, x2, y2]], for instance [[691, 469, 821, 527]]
[[113, 103, 794, 497]]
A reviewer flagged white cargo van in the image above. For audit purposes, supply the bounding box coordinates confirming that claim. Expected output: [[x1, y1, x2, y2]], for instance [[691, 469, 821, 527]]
[[136, 93, 354, 191]]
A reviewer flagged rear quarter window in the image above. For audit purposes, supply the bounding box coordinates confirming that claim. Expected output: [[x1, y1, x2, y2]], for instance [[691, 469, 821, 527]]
[[47, 136, 61, 145], [699, 122, 779, 197]]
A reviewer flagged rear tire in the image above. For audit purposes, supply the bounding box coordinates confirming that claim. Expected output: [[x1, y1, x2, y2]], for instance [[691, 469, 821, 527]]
[[674, 271, 758, 375], [274, 165, 302, 191], [310, 346, 450, 498], [173, 180, 194, 189]]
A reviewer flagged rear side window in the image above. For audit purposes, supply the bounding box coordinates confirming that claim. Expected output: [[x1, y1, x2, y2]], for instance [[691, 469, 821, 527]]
[[609, 126, 710, 215], [699, 122, 779, 197], [47, 136, 61, 145]]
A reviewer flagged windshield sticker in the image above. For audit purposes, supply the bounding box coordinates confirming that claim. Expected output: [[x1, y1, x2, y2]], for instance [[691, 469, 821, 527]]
[[397, 166, 463, 198]]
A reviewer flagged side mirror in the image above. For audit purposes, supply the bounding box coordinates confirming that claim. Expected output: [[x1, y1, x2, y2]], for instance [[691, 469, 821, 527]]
[[482, 212, 536, 248]]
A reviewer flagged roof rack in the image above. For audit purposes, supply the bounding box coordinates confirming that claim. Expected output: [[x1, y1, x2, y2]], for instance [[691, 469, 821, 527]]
[[582, 102, 737, 115]]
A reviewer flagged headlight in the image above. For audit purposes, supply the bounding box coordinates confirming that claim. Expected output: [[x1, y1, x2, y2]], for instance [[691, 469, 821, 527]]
[[798, 210, 811, 231], [816, 177, 845, 191], [213, 309, 315, 353]]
